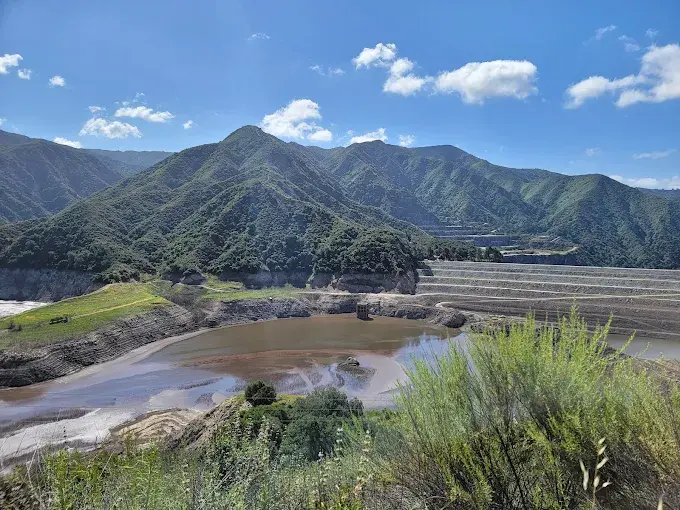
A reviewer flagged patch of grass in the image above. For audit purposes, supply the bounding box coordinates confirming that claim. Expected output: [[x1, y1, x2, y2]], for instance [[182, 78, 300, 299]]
[[0, 283, 170, 349], [200, 278, 301, 302]]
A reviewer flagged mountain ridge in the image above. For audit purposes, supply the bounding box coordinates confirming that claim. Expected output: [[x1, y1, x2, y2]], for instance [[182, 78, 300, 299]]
[[2, 125, 679, 273]]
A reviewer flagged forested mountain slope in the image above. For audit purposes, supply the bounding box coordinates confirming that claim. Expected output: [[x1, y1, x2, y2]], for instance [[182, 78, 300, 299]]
[[86, 148, 172, 176], [2, 126, 679, 272], [301, 141, 680, 269], [0, 130, 171, 222], [0, 127, 422, 282]]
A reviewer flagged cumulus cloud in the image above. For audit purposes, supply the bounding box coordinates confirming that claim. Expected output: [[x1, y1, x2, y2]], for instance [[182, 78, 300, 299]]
[[0, 118, 6, 126], [79, 118, 142, 139], [249, 32, 270, 40], [610, 174, 680, 189], [585, 147, 601, 156], [183, 120, 194, 130], [383, 58, 431, 96], [53, 137, 82, 148], [353, 43, 397, 68], [49, 75, 65, 87], [398, 134, 415, 147], [260, 99, 332, 142], [308, 128, 333, 142], [17, 68, 31, 80], [632, 149, 676, 159], [349, 128, 388, 144], [646, 29, 658, 40], [618, 35, 640, 52], [434, 60, 538, 104], [566, 44, 680, 108], [594, 25, 617, 40], [565, 74, 646, 108], [88, 105, 105, 113], [115, 106, 174, 123], [0, 53, 22, 74]]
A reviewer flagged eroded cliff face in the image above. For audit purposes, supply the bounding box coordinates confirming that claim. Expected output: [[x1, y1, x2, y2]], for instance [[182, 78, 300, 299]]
[[0, 269, 102, 301], [309, 269, 418, 294], [0, 304, 195, 386]]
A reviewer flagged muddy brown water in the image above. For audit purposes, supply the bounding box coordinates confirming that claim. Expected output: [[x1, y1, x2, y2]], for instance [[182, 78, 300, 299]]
[[0, 315, 462, 462]]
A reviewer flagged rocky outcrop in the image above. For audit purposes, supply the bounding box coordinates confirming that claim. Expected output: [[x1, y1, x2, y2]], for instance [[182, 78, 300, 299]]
[[311, 269, 418, 294], [221, 270, 310, 289], [0, 304, 195, 387], [203, 294, 466, 330], [0, 268, 102, 301]]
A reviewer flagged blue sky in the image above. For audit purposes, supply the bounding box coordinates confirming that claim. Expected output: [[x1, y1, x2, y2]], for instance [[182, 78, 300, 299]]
[[1, 0, 679, 188]]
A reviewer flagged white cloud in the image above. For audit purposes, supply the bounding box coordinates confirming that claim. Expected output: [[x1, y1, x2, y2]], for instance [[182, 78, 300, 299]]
[[434, 60, 538, 104], [616, 44, 680, 106], [585, 147, 601, 156], [594, 25, 617, 40], [398, 134, 415, 147], [115, 106, 174, 123], [17, 68, 31, 80], [618, 35, 640, 52], [88, 105, 105, 113], [49, 75, 65, 87], [309, 65, 345, 77], [0, 54, 22, 74], [308, 128, 333, 142], [632, 149, 676, 159], [310, 65, 324, 75], [352, 42, 397, 69], [566, 44, 680, 108], [646, 29, 658, 40], [565, 74, 645, 108], [79, 118, 142, 139], [183, 120, 194, 130], [260, 99, 332, 142], [383, 57, 431, 96], [0, 118, 6, 126], [610, 174, 680, 189], [53, 137, 82, 148], [249, 32, 270, 40], [349, 128, 387, 144]]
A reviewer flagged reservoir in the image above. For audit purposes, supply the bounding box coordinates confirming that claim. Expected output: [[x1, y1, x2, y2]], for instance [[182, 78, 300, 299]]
[[0, 315, 460, 463]]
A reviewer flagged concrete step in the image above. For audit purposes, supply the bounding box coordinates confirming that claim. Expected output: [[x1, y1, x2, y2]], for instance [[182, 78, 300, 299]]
[[417, 273, 680, 291], [422, 260, 680, 279]]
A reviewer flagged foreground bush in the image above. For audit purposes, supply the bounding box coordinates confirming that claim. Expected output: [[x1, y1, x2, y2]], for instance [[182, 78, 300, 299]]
[[385, 310, 680, 509]]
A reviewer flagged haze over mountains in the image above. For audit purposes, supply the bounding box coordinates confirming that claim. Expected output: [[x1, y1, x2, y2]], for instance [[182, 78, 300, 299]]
[[0, 129, 171, 222], [1, 126, 679, 277]]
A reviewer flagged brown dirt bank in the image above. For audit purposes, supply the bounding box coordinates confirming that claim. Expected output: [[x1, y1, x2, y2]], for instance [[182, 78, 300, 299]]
[[0, 293, 468, 388]]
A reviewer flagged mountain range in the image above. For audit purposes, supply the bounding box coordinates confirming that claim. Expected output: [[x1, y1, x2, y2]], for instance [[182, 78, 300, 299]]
[[0, 129, 171, 222], [1, 126, 679, 278]]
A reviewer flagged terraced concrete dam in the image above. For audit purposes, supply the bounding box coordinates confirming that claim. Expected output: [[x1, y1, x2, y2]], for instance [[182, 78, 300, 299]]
[[417, 260, 680, 341]]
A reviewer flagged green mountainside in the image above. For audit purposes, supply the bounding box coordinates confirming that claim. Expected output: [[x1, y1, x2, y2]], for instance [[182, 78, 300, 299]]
[[2, 126, 679, 273], [0, 127, 424, 281], [0, 130, 171, 223], [302, 141, 680, 268], [86, 148, 172, 176]]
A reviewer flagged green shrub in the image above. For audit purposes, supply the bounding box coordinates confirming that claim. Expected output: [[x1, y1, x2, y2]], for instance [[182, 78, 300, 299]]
[[385, 309, 680, 509], [280, 387, 364, 461], [244, 380, 277, 406]]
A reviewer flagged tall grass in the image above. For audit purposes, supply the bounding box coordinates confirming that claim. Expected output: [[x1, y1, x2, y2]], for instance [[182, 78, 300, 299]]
[[387, 309, 680, 508]]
